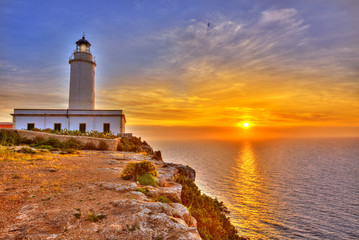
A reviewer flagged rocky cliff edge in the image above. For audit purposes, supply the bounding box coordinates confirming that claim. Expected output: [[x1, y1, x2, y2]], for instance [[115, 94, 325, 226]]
[[0, 149, 201, 240]]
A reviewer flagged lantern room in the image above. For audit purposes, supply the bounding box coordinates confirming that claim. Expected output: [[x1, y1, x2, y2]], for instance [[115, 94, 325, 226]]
[[76, 36, 91, 53]]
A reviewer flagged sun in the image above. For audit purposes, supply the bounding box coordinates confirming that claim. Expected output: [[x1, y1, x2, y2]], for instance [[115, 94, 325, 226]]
[[242, 122, 250, 128]]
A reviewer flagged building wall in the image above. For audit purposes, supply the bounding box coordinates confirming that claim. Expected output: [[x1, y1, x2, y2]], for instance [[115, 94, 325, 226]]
[[13, 109, 125, 135], [0, 122, 12, 128]]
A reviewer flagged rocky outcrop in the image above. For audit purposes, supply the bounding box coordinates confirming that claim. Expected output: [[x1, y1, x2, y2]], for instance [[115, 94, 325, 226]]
[[101, 199, 200, 240], [0, 150, 201, 240]]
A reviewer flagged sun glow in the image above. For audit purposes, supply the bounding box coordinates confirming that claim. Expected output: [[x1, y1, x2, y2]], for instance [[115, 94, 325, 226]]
[[242, 122, 250, 128]]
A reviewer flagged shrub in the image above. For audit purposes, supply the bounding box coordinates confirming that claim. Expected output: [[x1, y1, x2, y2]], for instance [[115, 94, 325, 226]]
[[63, 138, 83, 150], [35, 145, 54, 150], [121, 161, 158, 180], [87, 210, 105, 222], [73, 212, 81, 219], [138, 173, 157, 187], [176, 174, 246, 240], [30, 128, 117, 139], [120, 138, 137, 152], [33, 138, 63, 148], [0, 130, 21, 146]]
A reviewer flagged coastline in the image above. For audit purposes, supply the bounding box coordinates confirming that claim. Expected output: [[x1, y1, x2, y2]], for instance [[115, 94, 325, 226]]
[[0, 130, 244, 239]]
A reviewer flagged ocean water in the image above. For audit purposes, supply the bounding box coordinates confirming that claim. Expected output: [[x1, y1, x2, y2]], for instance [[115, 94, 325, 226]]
[[151, 138, 359, 239]]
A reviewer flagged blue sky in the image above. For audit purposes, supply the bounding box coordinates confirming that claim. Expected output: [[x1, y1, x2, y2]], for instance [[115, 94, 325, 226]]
[[1, 0, 359, 138]]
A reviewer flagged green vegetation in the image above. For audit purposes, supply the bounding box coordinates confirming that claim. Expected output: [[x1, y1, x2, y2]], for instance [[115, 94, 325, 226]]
[[87, 210, 105, 222], [0, 130, 21, 146], [0, 130, 111, 151], [138, 173, 157, 187], [156, 195, 171, 203], [31, 128, 117, 139], [30, 137, 83, 150], [176, 174, 247, 240], [73, 212, 81, 219], [117, 137, 159, 158], [136, 188, 150, 195], [120, 161, 158, 180]]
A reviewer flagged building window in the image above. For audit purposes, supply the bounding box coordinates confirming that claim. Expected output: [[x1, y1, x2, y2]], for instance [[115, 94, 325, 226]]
[[103, 123, 110, 133], [79, 123, 86, 133], [54, 123, 61, 131], [27, 123, 35, 130]]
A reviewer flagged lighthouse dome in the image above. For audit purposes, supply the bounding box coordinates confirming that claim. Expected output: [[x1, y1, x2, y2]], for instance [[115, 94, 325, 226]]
[[76, 36, 91, 46]]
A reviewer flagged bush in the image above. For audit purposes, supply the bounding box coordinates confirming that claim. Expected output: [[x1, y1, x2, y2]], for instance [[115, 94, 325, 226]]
[[176, 174, 246, 240], [138, 173, 157, 187], [120, 138, 137, 152], [35, 145, 54, 150], [30, 128, 117, 139], [0, 130, 21, 146], [63, 137, 83, 150], [121, 161, 158, 180]]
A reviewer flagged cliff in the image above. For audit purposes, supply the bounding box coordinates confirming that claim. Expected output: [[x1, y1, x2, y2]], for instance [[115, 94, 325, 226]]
[[0, 130, 244, 240], [0, 147, 203, 239]]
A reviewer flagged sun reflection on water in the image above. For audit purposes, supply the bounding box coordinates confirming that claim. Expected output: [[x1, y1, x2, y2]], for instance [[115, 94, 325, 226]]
[[233, 142, 280, 239]]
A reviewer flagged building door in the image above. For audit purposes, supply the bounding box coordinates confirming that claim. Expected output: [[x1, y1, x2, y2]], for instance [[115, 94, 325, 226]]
[[54, 123, 61, 131], [79, 123, 86, 133], [27, 123, 35, 130], [103, 123, 110, 133]]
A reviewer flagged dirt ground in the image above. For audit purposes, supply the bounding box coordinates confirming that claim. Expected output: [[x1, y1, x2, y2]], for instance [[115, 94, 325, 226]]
[[0, 149, 150, 238]]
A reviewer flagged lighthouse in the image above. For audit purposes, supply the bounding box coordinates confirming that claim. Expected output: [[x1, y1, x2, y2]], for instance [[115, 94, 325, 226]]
[[11, 35, 126, 135], [68, 36, 96, 109]]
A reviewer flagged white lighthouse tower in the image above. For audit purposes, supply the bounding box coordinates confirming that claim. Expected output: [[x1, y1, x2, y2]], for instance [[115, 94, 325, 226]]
[[68, 36, 96, 109], [11, 35, 126, 135]]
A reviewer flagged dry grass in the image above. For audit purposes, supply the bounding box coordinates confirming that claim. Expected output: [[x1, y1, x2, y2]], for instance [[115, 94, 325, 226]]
[[0, 146, 132, 235]]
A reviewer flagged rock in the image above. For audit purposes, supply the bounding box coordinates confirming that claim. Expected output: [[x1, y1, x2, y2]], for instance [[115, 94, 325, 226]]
[[147, 183, 182, 203], [101, 182, 138, 192], [175, 165, 196, 181], [170, 203, 196, 227], [102, 199, 201, 240]]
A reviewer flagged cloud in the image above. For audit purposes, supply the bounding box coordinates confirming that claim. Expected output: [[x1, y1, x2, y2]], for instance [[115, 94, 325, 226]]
[[260, 8, 299, 24], [93, 9, 359, 127]]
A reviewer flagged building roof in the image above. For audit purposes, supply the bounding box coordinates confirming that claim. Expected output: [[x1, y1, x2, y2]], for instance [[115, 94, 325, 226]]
[[76, 36, 91, 46]]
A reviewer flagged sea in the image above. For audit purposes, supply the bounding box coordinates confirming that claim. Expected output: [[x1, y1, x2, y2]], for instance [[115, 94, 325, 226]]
[[151, 138, 359, 240]]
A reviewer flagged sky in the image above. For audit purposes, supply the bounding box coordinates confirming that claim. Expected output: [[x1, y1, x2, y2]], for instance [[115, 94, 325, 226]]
[[1, 0, 359, 140]]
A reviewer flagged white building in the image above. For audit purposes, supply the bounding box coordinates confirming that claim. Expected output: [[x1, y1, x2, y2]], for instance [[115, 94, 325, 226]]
[[12, 36, 126, 135]]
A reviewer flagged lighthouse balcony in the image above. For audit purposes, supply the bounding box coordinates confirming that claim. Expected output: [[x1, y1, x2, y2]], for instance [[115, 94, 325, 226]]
[[69, 52, 96, 64]]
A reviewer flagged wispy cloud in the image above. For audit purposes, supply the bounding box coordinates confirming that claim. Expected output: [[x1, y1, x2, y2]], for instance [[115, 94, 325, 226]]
[[95, 9, 358, 127]]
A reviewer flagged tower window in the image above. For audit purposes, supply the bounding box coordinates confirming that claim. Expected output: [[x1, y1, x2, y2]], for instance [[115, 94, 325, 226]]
[[27, 123, 35, 130], [54, 123, 61, 131], [79, 123, 86, 133], [103, 123, 110, 133]]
